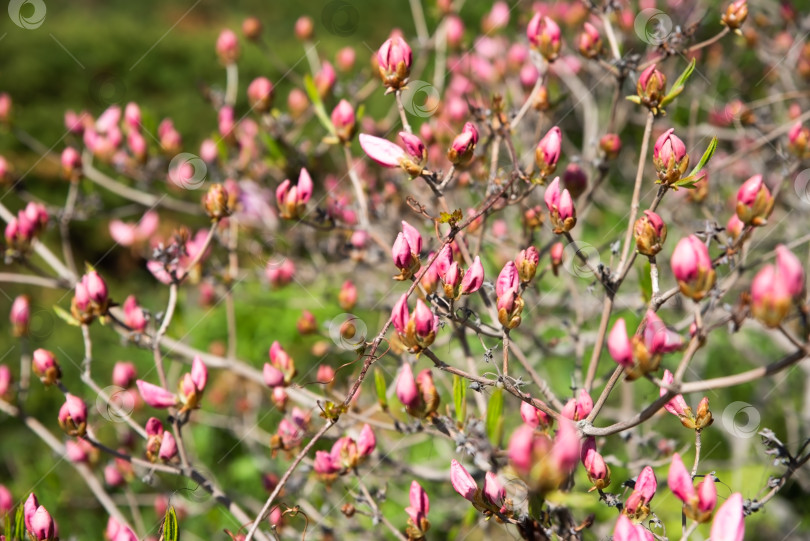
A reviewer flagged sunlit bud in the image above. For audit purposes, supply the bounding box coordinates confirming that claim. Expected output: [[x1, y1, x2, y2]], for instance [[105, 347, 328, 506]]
[[736, 174, 774, 226], [710, 493, 745, 541], [636, 466, 658, 503], [396, 362, 419, 409], [721, 0, 748, 31], [637, 64, 667, 112], [584, 447, 610, 490], [31, 505, 56, 541], [32, 348, 61, 386], [446, 15, 464, 48], [276, 168, 313, 220], [405, 480, 430, 535], [0, 93, 11, 124], [377, 36, 413, 90], [535, 126, 561, 178], [442, 261, 462, 298], [10, 294, 30, 337], [634, 210, 667, 256], [668, 453, 696, 503], [392, 221, 422, 280], [262, 363, 284, 387], [515, 246, 540, 283], [336, 46, 356, 71], [671, 235, 716, 301], [653, 128, 689, 185], [241, 16, 263, 41], [600, 133, 622, 160], [482, 471, 505, 507], [399, 131, 427, 173], [527, 14, 561, 62], [561, 389, 593, 421], [338, 280, 357, 311], [357, 423, 376, 456], [0, 365, 12, 397], [607, 319, 634, 368], [294, 16, 314, 40], [460, 256, 484, 295], [562, 163, 588, 199], [544, 177, 577, 234], [203, 183, 232, 220], [447, 122, 478, 166], [578, 22, 602, 58], [644, 310, 683, 355], [613, 514, 652, 541], [435, 245, 454, 279], [112, 361, 137, 389], [331, 100, 356, 143], [496, 261, 523, 329], [58, 393, 87, 437], [413, 300, 435, 338], [216, 29, 240, 64], [450, 459, 477, 502], [247, 77, 274, 113], [158, 431, 178, 462], [359, 133, 406, 168], [314, 61, 337, 97], [136, 380, 177, 409]]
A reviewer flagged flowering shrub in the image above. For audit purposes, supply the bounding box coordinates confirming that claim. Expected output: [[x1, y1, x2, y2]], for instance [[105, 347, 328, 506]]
[[2, 0, 810, 539]]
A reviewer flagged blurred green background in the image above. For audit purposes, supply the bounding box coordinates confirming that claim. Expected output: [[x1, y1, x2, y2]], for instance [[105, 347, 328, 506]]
[[1, 0, 809, 539]]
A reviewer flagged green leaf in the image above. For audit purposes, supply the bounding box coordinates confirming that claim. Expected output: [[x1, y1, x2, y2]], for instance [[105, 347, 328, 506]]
[[686, 136, 718, 179], [53, 305, 80, 326], [374, 367, 388, 410], [453, 375, 466, 424], [625, 95, 642, 105], [163, 505, 179, 541], [638, 260, 652, 303], [485, 388, 504, 445], [14, 503, 25, 541], [660, 58, 696, 107], [303, 74, 336, 137]]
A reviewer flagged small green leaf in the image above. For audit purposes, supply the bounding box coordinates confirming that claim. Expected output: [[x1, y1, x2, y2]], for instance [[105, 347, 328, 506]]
[[14, 503, 25, 540], [626, 95, 642, 105], [686, 136, 718, 180], [660, 58, 696, 107], [303, 74, 336, 136], [438, 209, 463, 226], [638, 260, 652, 303], [374, 367, 388, 410], [163, 505, 179, 541], [53, 305, 80, 326], [485, 388, 504, 445], [453, 375, 466, 424]]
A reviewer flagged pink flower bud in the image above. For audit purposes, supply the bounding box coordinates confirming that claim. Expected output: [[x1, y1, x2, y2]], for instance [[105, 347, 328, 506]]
[[562, 163, 588, 199], [24, 493, 38, 531], [294, 16, 314, 40], [600, 133, 622, 160], [145, 417, 164, 437], [515, 246, 540, 283], [112, 361, 137, 388], [788, 121, 810, 158], [31, 505, 56, 541], [552, 419, 581, 472], [0, 365, 12, 397], [122, 295, 147, 333], [634, 210, 667, 256], [216, 29, 240, 64], [460, 256, 484, 295], [105, 464, 124, 487], [95, 106, 121, 133], [710, 492, 745, 541], [10, 294, 30, 337], [653, 128, 689, 184], [637, 64, 667, 112], [483, 471, 505, 506], [450, 459, 477, 501], [0, 93, 10, 123], [776, 245, 804, 298], [313, 61, 337, 97], [276, 168, 313, 220], [60, 146, 82, 179], [482, 1, 510, 32], [246, 77, 274, 114], [447, 122, 478, 166], [660, 369, 690, 417], [399, 131, 427, 164], [520, 400, 550, 427], [608, 318, 634, 367], [331, 99, 356, 143], [527, 14, 561, 61], [84, 271, 108, 306], [32, 348, 61, 385], [396, 362, 420, 408], [644, 310, 683, 354], [391, 293, 409, 334], [697, 474, 717, 512], [314, 450, 340, 475], [136, 380, 177, 409], [446, 15, 464, 47], [357, 424, 376, 456], [58, 393, 88, 436], [190, 356, 207, 392], [736, 174, 774, 226], [413, 299, 435, 338], [0, 484, 12, 516], [667, 453, 696, 503], [336, 46, 356, 71], [359, 133, 406, 168], [751, 265, 792, 327], [635, 466, 658, 505], [377, 36, 413, 90], [339, 280, 357, 311], [544, 176, 577, 233], [265, 258, 296, 288], [722, 0, 748, 30], [158, 431, 178, 461], [405, 480, 429, 529], [613, 514, 652, 541], [671, 235, 715, 300], [496, 261, 519, 299], [65, 440, 88, 463], [578, 22, 602, 58]]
